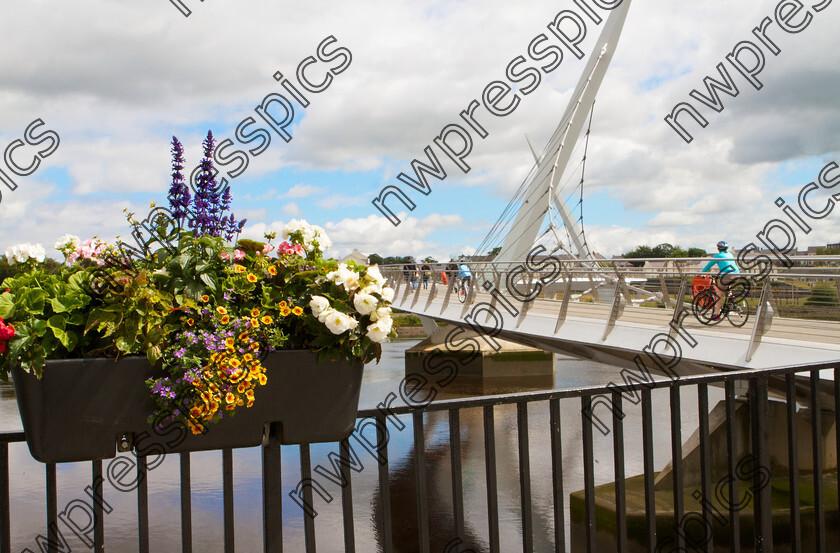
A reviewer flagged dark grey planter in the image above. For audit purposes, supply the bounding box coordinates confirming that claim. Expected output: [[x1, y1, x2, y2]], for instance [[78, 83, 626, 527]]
[[12, 351, 364, 463]]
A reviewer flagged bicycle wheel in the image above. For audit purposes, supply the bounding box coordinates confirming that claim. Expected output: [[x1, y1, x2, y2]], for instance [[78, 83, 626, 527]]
[[726, 298, 750, 327], [457, 282, 467, 303], [692, 289, 721, 325]]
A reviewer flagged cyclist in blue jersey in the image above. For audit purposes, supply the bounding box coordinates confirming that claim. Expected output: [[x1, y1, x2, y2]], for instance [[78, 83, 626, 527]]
[[702, 241, 740, 320]]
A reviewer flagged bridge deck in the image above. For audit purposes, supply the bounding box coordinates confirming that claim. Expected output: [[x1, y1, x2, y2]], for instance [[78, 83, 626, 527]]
[[389, 277, 840, 374]]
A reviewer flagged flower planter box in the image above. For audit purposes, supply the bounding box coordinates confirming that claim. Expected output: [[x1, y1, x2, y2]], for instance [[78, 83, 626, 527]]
[[12, 351, 364, 463]]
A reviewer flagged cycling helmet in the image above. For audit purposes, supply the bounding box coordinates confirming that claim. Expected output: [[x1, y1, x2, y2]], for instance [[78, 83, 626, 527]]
[[717, 240, 728, 251]]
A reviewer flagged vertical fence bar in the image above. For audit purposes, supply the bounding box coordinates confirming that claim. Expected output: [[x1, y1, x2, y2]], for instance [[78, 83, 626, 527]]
[[835, 367, 840, 516], [785, 374, 800, 553], [670, 386, 684, 553], [339, 438, 356, 553], [0, 444, 7, 553], [549, 399, 566, 553], [376, 415, 393, 553], [810, 370, 825, 553], [180, 453, 193, 553], [137, 455, 150, 553], [413, 412, 429, 553], [92, 460, 104, 553], [581, 396, 596, 553], [612, 392, 627, 553], [300, 444, 317, 553], [46, 463, 57, 553], [750, 377, 772, 552], [484, 405, 500, 553], [223, 449, 235, 553], [517, 402, 533, 553], [724, 381, 740, 553], [697, 384, 713, 553], [262, 424, 282, 553], [641, 389, 656, 553], [449, 410, 465, 542]]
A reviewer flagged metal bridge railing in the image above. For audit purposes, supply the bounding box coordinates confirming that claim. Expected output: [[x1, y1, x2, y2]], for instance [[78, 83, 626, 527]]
[[382, 256, 840, 324], [2, 361, 840, 552]]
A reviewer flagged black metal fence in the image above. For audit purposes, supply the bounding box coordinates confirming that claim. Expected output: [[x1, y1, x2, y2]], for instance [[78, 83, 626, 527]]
[[2, 361, 839, 553]]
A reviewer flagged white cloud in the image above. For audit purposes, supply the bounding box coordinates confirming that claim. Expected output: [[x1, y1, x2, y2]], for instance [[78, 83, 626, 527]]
[[282, 202, 302, 216], [0, 0, 837, 262], [283, 184, 323, 199], [316, 194, 366, 210]]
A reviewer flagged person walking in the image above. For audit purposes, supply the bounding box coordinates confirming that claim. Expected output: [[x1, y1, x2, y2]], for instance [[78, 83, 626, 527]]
[[421, 262, 431, 289]]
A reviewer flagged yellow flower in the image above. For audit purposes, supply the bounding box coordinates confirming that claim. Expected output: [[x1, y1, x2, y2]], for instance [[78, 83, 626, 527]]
[[226, 403, 236, 411], [201, 295, 210, 302], [280, 306, 291, 317], [247, 273, 258, 283], [243, 353, 253, 362], [237, 383, 247, 393], [235, 265, 246, 274], [250, 308, 260, 318], [225, 337, 235, 348], [277, 301, 288, 309], [250, 342, 260, 351], [217, 306, 228, 315], [258, 373, 268, 385], [292, 306, 304, 316], [186, 318, 194, 326], [190, 422, 205, 435], [229, 358, 241, 368], [261, 316, 273, 325], [250, 318, 260, 328], [245, 389, 255, 399], [268, 266, 277, 276], [225, 393, 236, 404], [236, 397, 244, 406], [246, 399, 255, 408], [220, 315, 230, 324]]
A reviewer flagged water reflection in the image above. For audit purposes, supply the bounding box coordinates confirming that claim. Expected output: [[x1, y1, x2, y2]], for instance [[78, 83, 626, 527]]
[[1, 339, 715, 552]]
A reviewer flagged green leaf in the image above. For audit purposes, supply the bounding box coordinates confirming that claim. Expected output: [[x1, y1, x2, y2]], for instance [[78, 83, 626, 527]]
[[0, 293, 15, 319], [199, 273, 217, 292], [47, 315, 78, 350], [22, 289, 47, 314], [184, 282, 204, 300]]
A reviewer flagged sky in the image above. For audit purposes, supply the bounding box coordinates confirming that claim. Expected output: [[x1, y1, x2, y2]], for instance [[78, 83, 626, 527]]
[[0, 0, 838, 263]]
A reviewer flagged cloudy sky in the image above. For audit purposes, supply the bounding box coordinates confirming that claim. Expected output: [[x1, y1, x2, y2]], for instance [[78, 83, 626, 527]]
[[1, 0, 838, 262]]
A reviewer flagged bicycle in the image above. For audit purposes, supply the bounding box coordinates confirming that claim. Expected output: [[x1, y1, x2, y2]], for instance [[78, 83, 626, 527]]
[[457, 277, 471, 303], [691, 273, 750, 327]]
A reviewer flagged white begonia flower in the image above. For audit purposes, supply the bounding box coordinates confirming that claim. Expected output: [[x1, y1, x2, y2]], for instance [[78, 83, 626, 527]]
[[359, 284, 381, 296], [365, 265, 386, 286], [370, 306, 391, 321], [328, 264, 360, 292], [309, 295, 330, 319], [323, 309, 359, 335], [317, 307, 334, 323], [366, 315, 393, 343], [380, 286, 395, 302], [54, 234, 81, 252], [353, 292, 378, 315]]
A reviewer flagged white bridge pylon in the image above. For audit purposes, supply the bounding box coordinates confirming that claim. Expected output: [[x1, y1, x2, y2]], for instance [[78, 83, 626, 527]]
[[494, 0, 633, 266]]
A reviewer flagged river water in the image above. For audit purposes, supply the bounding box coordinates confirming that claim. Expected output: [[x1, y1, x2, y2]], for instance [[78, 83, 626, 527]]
[[0, 339, 717, 552]]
